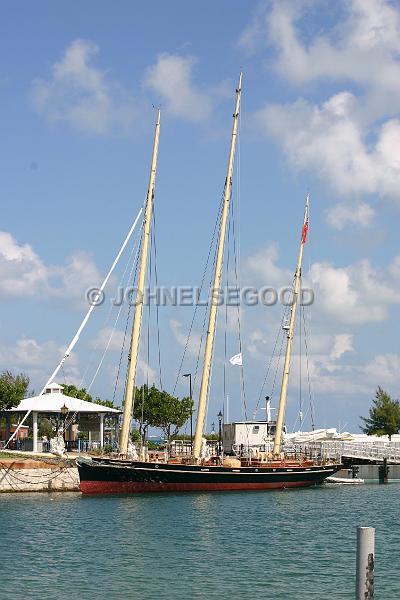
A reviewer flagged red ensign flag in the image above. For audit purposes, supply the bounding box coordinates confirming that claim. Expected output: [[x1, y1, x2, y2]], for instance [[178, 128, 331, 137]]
[[301, 220, 309, 244]]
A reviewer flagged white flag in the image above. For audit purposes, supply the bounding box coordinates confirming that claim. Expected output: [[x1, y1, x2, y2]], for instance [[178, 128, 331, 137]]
[[229, 352, 242, 366]]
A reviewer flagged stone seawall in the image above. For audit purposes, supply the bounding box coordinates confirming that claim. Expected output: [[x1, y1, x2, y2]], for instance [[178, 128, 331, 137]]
[[0, 458, 80, 492]]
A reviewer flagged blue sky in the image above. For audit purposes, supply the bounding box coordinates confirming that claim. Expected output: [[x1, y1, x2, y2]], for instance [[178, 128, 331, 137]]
[[1, 0, 400, 432]]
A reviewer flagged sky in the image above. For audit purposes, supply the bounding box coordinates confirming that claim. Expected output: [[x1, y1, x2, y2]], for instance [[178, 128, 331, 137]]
[[1, 0, 400, 433]]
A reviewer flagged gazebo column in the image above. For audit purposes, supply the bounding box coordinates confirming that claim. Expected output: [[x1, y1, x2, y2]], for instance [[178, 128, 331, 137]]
[[99, 413, 104, 448], [32, 411, 38, 453]]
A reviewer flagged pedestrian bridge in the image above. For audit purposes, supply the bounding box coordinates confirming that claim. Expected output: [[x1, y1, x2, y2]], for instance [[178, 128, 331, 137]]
[[288, 441, 400, 464]]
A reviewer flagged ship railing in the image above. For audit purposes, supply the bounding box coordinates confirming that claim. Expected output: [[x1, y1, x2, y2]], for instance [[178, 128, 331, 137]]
[[231, 443, 274, 458]]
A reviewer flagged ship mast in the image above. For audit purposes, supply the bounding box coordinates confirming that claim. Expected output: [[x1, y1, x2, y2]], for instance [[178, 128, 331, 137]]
[[193, 73, 242, 460], [273, 193, 309, 457], [119, 110, 161, 456]]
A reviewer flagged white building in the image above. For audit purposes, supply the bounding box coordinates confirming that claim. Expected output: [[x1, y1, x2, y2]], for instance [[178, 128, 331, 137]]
[[223, 420, 285, 454]]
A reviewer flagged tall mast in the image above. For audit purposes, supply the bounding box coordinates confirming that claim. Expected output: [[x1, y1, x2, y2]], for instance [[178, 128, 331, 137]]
[[193, 73, 242, 459], [273, 193, 309, 457], [119, 110, 161, 456]]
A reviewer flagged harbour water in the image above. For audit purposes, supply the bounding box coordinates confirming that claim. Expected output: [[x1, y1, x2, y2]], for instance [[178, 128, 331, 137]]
[[1, 484, 399, 599]]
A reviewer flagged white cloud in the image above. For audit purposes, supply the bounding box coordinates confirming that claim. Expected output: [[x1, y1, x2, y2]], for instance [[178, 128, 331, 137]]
[[326, 201, 375, 230], [0, 338, 80, 387], [256, 94, 400, 200], [242, 0, 400, 95], [170, 318, 202, 356], [90, 327, 125, 352], [0, 231, 102, 306], [245, 243, 291, 288], [245, 243, 400, 325], [137, 359, 157, 384], [32, 39, 136, 134], [246, 330, 267, 356], [362, 353, 400, 387], [0, 232, 48, 297], [50, 250, 103, 305], [143, 53, 213, 121], [330, 334, 354, 360], [242, 1, 400, 222], [310, 258, 399, 324], [298, 351, 400, 396]]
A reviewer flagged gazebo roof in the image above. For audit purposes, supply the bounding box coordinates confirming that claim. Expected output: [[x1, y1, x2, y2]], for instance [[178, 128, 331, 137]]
[[7, 386, 120, 414]]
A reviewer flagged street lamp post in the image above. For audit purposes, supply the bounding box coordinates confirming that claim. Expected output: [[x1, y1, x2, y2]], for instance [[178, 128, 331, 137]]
[[183, 373, 193, 453], [218, 410, 223, 455]]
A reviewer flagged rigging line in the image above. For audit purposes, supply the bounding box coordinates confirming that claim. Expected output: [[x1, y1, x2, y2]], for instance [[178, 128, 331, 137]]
[[141, 384, 145, 445], [151, 206, 163, 390], [302, 306, 316, 430], [231, 191, 248, 420], [268, 273, 296, 407], [253, 302, 290, 418], [227, 186, 251, 454], [299, 275, 303, 431], [253, 332, 280, 419], [4, 207, 143, 450], [61, 364, 67, 385], [236, 102, 241, 299], [232, 115, 249, 442], [193, 198, 222, 393], [270, 327, 286, 403], [43, 208, 144, 397], [173, 191, 225, 394], [223, 201, 232, 410], [193, 230, 219, 394], [79, 220, 142, 391], [112, 226, 144, 406], [86, 232, 142, 395], [146, 217, 152, 390]]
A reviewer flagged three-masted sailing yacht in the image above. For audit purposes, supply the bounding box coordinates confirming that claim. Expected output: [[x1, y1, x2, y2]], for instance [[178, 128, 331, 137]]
[[77, 74, 341, 494]]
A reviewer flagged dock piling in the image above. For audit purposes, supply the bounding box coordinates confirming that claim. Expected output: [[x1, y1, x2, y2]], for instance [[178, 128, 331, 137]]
[[356, 526, 375, 599]]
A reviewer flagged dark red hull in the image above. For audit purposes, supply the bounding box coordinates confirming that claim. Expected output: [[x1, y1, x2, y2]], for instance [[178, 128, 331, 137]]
[[77, 457, 342, 495], [80, 479, 314, 494]]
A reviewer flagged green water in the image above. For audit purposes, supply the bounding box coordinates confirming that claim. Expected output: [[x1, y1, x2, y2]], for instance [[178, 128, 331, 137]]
[[0, 484, 399, 599]]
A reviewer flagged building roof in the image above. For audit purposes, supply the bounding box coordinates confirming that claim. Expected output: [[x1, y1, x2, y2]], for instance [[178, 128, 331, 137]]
[[7, 388, 120, 414]]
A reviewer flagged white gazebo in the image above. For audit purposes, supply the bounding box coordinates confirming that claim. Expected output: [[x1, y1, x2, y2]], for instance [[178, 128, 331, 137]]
[[7, 382, 120, 452]]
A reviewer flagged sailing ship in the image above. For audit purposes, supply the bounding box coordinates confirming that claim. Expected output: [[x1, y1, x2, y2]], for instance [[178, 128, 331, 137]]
[[77, 73, 342, 494]]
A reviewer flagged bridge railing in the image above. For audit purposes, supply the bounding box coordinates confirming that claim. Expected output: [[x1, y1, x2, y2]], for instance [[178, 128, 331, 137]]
[[285, 441, 400, 463]]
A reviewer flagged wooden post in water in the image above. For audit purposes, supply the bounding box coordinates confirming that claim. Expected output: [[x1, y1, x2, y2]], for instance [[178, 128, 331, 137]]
[[378, 457, 389, 484], [356, 527, 375, 599]]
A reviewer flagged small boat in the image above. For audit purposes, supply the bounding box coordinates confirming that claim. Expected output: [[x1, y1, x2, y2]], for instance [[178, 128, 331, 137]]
[[326, 476, 365, 485], [77, 72, 342, 494]]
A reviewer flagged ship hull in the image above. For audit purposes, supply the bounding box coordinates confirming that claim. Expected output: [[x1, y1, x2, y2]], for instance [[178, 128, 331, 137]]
[[77, 458, 341, 495]]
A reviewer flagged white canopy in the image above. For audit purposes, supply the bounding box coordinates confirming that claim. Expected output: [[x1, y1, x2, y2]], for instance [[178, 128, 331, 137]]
[[7, 382, 120, 414]]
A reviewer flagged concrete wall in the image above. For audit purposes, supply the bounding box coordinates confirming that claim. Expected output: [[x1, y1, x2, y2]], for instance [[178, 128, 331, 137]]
[[0, 459, 79, 492], [338, 465, 400, 482]]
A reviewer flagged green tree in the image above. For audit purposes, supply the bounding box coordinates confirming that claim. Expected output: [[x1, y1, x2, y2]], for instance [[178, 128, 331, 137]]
[[93, 397, 117, 409], [130, 427, 141, 443], [61, 384, 117, 409], [39, 417, 56, 439], [0, 371, 29, 411], [132, 384, 193, 446], [360, 387, 400, 440], [157, 392, 193, 446], [62, 384, 92, 402], [133, 384, 162, 442]]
